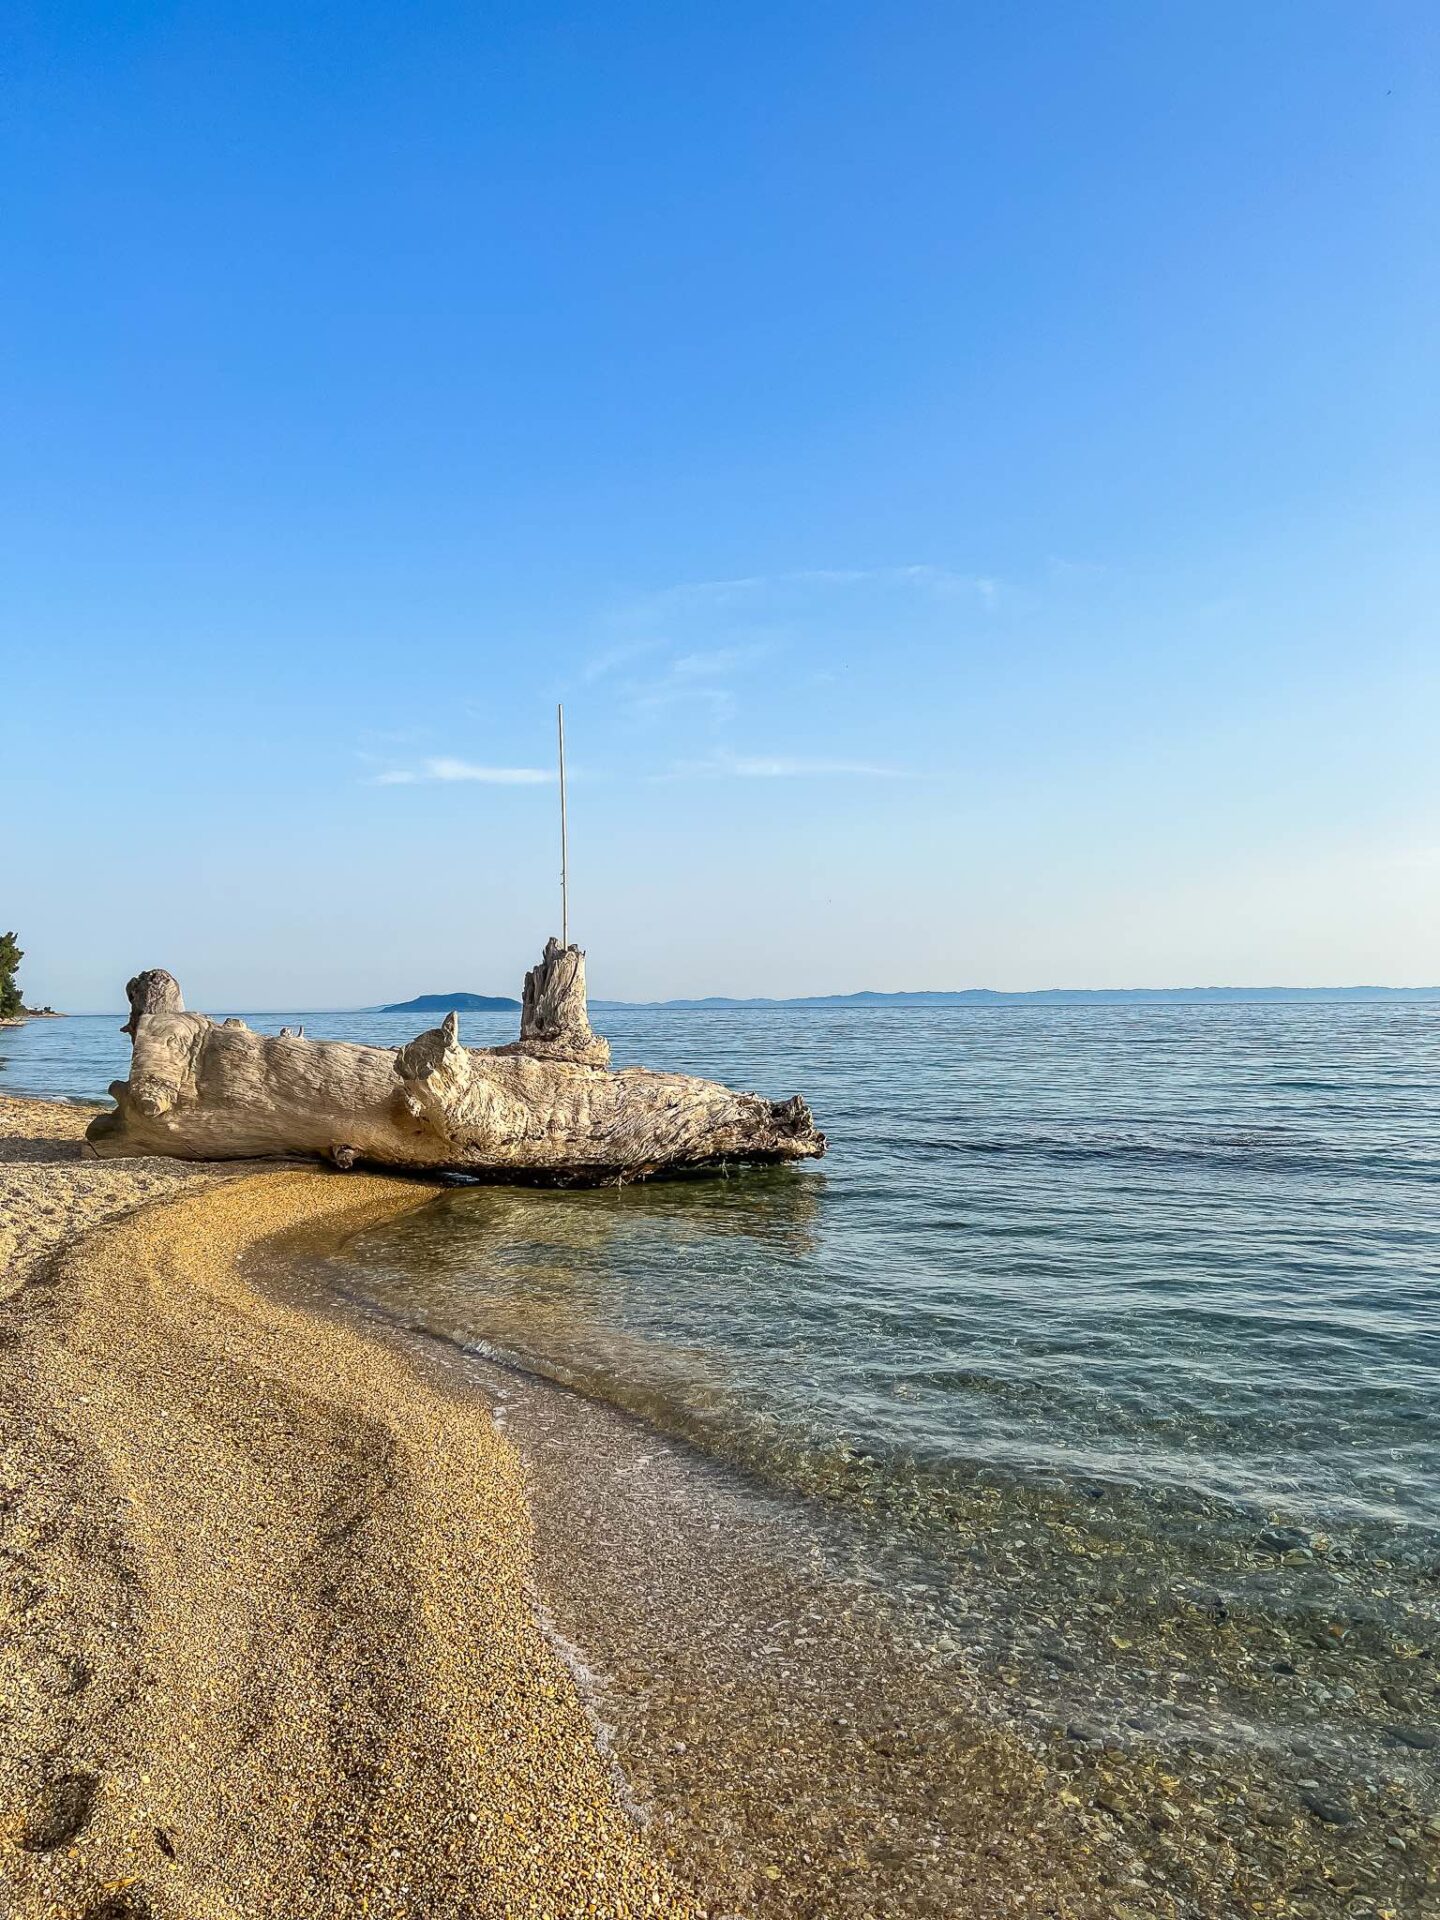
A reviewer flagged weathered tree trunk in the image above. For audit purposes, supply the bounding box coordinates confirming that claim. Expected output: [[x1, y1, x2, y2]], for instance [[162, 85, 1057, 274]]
[[86, 944, 825, 1184]]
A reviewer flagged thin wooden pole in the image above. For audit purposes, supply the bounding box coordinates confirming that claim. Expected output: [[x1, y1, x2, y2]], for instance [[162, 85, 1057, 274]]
[[557, 703, 569, 948]]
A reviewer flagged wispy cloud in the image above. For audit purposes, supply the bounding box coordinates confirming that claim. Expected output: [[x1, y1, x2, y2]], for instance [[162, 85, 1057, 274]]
[[579, 636, 765, 696], [671, 645, 761, 679], [373, 757, 552, 786], [791, 564, 999, 603], [619, 565, 1001, 621], [669, 751, 906, 780], [579, 637, 771, 725], [604, 641, 768, 726], [629, 683, 739, 724], [578, 566, 999, 695], [580, 636, 670, 684]]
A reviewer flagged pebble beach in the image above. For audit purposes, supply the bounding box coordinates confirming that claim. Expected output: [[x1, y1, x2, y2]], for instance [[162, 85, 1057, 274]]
[[0, 1095, 690, 1919]]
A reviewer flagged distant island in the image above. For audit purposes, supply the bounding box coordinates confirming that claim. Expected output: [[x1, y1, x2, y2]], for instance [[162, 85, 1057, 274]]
[[591, 985, 1440, 1009], [380, 992, 521, 1013], [372, 984, 1440, 1018]]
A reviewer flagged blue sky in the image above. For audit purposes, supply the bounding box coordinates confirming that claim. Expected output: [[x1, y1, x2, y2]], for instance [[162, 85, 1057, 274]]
[[3, 2, 1436, 1007]]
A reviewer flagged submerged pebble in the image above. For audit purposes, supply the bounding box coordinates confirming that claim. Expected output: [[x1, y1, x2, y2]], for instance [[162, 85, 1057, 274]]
[[1299, 1790, 1355, 1827]]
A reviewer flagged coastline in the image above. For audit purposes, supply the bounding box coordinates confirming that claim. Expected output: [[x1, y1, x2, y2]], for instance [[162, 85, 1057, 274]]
[[266, 1191, 1440, 1920], [263, 1217, 1136, 1919], [0, 1096, 689, 1918], [0, 1095, 1132, 1920], [4, 1092, 1434, 1918]]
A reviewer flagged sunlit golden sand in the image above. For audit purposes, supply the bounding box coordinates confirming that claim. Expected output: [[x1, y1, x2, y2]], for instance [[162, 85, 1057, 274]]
[[0, 1097, 689, 1918]]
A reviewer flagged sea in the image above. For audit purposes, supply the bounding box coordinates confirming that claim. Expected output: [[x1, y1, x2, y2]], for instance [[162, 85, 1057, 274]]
[[6, 1002, 1437, 1913]]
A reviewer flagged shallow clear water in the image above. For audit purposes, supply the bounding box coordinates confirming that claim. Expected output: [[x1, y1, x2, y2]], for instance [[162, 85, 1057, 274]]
[[11, 1002, 1440, 1901], [7, 1002, 1438, 1552]]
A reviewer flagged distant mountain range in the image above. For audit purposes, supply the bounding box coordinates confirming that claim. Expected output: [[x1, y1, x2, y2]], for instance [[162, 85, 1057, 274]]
[[380, 985, 1439, 1014], [592, 986, 1440, 1008], [380, 991, 521, 1013]]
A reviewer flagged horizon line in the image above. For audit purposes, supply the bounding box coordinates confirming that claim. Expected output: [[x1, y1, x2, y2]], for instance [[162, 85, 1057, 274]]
[[30, 982, 1440, 1018]]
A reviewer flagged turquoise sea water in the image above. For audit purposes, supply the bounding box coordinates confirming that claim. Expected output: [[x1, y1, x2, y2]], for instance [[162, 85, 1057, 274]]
[[8, 1001, 1439, 1897], [9, 1001, 1436, 1550]]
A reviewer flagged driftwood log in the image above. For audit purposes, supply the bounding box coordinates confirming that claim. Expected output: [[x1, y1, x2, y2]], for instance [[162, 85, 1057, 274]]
[[86, 940, 825, 1184]]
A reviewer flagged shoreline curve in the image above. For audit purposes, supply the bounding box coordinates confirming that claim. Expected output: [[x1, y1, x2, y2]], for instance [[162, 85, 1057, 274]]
[[0, 1095, 690, 1919]]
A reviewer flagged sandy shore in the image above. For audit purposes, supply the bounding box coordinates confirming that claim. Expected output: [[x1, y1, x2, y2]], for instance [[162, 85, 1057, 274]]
[[0, 1096, 690, 1919]]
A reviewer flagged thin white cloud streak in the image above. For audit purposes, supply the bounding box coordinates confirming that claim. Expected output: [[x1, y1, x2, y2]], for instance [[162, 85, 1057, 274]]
[[581, 637, 764, 691], [792, 564, 999, 603], [373, 758, 552, 786], [670, 645, 762, 678], [622, 565, 1001, 620], [621, 642, 767, 723], [668, 752, 907, 780], [580, 636, 670, 683], [580, 567, 1000, 683], [628, 684, 739, 723]]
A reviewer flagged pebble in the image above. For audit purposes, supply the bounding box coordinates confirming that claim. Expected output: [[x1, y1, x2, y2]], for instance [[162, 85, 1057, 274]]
[[1258, 1525, 1312, 1554], [1382, 1724, 1436, 1750], [1299, 1790, 1354, 1827]]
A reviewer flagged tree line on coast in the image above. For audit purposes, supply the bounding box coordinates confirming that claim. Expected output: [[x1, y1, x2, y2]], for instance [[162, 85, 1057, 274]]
[[1, 931, 24, 1019]]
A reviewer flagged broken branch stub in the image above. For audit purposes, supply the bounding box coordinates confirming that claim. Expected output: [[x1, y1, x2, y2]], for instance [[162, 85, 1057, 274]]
[[509, 937, 609, 1066], [122, 968, 183, 1037]]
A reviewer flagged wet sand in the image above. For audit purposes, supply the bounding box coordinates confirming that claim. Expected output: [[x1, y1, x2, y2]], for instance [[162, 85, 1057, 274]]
[[0, 1097, 688, 1918]]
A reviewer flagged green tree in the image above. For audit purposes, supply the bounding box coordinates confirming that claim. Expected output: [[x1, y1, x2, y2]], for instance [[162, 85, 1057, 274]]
[[0, 931, 23, 1019]]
